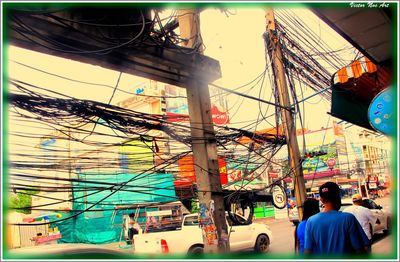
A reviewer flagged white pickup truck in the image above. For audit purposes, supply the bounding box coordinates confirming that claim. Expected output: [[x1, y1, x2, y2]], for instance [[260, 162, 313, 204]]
[[133, 213, 272, 255]]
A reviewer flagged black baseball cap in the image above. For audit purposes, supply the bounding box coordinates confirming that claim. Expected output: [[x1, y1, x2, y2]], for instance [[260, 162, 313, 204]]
[[319, 182, 341, 208]]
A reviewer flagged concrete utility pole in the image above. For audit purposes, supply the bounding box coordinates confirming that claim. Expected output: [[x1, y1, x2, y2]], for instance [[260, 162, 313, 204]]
[[177, 9, 229, 253], [265, 8, 307, 220]]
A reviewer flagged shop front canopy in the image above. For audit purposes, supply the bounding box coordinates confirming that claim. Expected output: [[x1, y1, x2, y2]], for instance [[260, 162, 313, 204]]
[[330, 56, 392, 132]]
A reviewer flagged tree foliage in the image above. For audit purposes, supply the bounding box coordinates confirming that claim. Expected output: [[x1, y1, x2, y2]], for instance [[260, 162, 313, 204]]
[[9, 190, 38, 214], [191, 198, 199, 213]]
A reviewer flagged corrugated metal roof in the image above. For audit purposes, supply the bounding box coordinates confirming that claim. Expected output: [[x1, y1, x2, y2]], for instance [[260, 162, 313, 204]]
[[313, 8, 393, 64]]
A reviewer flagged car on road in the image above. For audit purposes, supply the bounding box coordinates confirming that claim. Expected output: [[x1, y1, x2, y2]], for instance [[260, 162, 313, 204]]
[[134, 212, 273, 255], [361, 198, 391, 235], [290, 196, 391, 236], [340, 198, 391, 237], [288, 193, 320, 226]]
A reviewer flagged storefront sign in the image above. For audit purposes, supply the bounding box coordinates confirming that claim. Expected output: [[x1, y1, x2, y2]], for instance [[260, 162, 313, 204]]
[[368, 175, 379, 189], [268, 171, 279, 178], [166, 105, 230, 125], [368, 87, 394, 135], [175, 155, 228, 187]]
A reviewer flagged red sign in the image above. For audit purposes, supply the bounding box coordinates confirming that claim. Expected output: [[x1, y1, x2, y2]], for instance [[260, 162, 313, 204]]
[[165, 105, 229, 125], [326, 158, 336, 169], [368, 176, 378, 189], [211, 105, 230, 125], [228, 169, 242, 182], [368, 175, 378, 184], [268, 171, 279, 178]]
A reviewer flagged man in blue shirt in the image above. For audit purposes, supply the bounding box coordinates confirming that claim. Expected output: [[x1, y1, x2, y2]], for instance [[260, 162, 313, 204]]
[[304, 182, 370, 257]]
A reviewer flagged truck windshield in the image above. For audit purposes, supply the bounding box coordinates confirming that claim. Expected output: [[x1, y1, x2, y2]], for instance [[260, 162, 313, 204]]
[[183, 216, 199, 226], [226, 214, 247, 226]]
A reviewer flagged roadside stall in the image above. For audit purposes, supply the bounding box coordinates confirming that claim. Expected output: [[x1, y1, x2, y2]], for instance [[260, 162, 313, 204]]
[[22, 212, 63, 246]]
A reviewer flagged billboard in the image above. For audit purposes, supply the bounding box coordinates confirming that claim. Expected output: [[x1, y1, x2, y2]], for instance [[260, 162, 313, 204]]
[[164, 84, 230, 125], [119, 138, 154, 173], [225, 158, 267, 189], [296, 127, 340, 178]]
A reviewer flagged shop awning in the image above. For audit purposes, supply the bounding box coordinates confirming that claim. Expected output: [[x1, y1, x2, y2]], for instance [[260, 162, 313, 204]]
[[312, 8, 393, 64], [330, 56, 391, 131], [332, 56, 378, 85]]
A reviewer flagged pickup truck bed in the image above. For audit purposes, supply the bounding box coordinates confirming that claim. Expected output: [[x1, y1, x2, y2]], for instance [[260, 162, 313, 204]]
[[134, 213, 272, 255]]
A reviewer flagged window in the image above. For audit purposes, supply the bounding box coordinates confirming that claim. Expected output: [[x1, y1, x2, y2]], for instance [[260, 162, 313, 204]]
[[183, 215, 199, 226], [362, 199, 380, 209], [226, 214, 248, 226]]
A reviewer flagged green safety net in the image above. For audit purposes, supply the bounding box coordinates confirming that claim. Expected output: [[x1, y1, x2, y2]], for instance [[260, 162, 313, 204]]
[[55, 172, 177, 244]]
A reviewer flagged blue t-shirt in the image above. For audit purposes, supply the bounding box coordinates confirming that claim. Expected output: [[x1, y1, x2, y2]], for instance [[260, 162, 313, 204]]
[[304, 210, 369, 255], [296, 220, 307, 254]]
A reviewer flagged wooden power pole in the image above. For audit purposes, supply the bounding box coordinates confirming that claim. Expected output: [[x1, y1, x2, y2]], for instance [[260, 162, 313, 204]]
[[177, 9, 229, 253], [265, 8, 307, 220]]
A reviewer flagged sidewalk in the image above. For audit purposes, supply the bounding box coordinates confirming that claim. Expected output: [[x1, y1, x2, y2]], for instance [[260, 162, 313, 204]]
[[371, 233, 395, 255], [253, 216, 275, 224], [101, 241, 134, 254]]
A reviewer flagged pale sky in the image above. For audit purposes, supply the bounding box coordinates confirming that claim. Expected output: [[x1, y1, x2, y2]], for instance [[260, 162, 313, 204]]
[[6, 6, 359, 138], [200, 7, 357, 131]]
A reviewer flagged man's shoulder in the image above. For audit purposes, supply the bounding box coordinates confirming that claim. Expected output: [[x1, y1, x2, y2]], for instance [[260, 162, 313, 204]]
[[339, 210, 359, 222], [307, 212, 327, 223], [358, 205, 374, 214], [342, 205, 356, 213]]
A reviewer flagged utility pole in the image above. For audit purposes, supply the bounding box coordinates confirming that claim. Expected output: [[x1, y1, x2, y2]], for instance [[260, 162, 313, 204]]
[[177, 9, 229, 253], [265, 8, 307, 220]]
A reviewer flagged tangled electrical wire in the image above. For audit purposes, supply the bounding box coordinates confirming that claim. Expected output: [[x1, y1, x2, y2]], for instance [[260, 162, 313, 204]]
[[8, 7, 204, 56], [7, 76, 286, 225], [5, 6, 354, 227]]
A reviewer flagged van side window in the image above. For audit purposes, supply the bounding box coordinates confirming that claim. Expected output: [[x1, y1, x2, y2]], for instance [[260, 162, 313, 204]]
[[183, 216, 199, 226]]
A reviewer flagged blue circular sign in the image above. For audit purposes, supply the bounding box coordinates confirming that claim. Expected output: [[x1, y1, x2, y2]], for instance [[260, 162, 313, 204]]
[[368, 88, 395, 135]]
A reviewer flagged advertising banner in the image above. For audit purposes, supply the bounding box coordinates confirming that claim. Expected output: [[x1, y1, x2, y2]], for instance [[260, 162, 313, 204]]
[[119, 138, 154, 172], [225, 158, 267, 189], [165, 84, 229, 124], [297, 128, 340, 177], [175, 155, 228, 187]]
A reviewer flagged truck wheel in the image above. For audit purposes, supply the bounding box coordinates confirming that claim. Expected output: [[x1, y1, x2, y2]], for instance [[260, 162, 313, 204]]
[[254, 234, 270, 253], [188, 245, 204, 255]]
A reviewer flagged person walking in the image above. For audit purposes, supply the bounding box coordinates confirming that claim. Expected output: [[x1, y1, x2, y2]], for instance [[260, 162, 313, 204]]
[[343, 193, 376, 249], [304, 182, 370, 257], [294, 198, 320, 254]]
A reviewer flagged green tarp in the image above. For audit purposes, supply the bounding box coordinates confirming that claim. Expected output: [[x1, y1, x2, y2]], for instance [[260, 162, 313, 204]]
[[55, 172, 177, 244]]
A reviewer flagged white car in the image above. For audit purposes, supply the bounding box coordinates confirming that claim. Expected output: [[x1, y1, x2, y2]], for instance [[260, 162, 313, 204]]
[[134, 213, 272, 254], [361, 198, 391, 235], [340, 198, 391, 237]]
